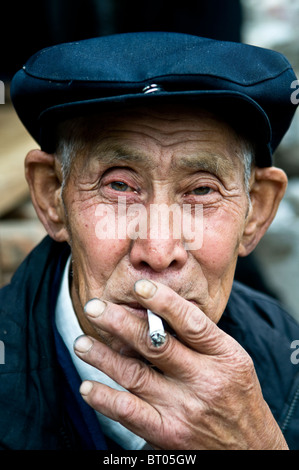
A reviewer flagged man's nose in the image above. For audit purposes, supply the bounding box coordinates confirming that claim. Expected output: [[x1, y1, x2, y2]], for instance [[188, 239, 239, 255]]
[[129, 236, 188, 273]]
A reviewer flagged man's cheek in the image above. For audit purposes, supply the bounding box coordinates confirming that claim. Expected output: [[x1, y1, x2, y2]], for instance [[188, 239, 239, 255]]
[[200, 220, 240, 273], [71, 238, 130, 304], [94, 239, 129, 268], [68, 212, 129, 280]]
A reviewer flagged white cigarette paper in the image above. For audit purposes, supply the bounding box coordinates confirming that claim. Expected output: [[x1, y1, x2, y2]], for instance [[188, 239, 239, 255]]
[[147, 309, 166, 347]]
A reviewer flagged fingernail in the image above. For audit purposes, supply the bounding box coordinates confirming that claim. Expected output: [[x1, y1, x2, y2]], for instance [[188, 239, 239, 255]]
[[84, 298, 106, 317], [74, 335, 94, 353], [80, 380, 94, 396], [134, 279, 157, 299]]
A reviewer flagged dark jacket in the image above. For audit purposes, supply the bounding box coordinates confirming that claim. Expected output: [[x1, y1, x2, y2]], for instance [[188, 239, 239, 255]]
[[0, 236, 299, 450]]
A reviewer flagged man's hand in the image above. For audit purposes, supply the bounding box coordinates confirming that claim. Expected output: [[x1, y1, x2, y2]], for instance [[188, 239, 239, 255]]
[[73, 279, 288, 450]]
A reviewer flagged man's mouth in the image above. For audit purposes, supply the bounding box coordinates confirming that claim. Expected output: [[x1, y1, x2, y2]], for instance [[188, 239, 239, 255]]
[[115, 297, 199, 344], [120, 298, 199, 319]]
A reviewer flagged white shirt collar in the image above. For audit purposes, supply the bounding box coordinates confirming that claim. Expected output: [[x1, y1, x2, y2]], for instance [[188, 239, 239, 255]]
[[55, 255, 145, 450]]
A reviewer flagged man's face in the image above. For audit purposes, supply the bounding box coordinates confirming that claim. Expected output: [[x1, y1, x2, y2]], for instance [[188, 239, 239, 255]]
[[61, 106, 250, 350]]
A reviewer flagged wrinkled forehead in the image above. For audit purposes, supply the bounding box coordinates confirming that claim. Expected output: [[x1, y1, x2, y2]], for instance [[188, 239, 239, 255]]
[[56, 103, 247, 154]]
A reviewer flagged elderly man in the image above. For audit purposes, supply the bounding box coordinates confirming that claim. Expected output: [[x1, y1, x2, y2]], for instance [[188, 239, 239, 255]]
[[1, 32, 299, 450]]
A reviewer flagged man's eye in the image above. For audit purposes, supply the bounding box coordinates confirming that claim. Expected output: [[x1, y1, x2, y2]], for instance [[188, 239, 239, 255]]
[[110, 181, 131, 192], [191, 186, 212, 196]]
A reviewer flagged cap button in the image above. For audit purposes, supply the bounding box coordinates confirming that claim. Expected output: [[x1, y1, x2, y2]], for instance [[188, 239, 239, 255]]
[[142, 84, 164, 94]]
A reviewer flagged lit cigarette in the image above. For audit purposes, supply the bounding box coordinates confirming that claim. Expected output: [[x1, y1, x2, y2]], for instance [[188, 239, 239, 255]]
[[147, 309, 166, 347]]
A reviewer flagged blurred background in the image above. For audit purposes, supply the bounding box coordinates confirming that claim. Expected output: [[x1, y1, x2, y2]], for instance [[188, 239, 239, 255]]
[[0, 0, 298, 321]]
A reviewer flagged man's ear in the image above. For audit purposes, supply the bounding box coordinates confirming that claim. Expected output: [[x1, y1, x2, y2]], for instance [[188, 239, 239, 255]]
[[25, 149, 69, 242], [239, 166, 287, 257]]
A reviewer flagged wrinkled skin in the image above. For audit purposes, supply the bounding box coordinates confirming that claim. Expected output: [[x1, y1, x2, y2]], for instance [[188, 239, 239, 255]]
[[25, 105, 288, 449]]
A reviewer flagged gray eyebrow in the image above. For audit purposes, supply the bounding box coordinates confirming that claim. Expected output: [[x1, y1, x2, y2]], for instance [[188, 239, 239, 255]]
[[92, 142, 156, 170], [175, 153, 235, 178]]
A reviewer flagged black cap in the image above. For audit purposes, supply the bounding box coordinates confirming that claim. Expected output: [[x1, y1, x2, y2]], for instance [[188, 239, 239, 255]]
[[10, 31, 298, 166]]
